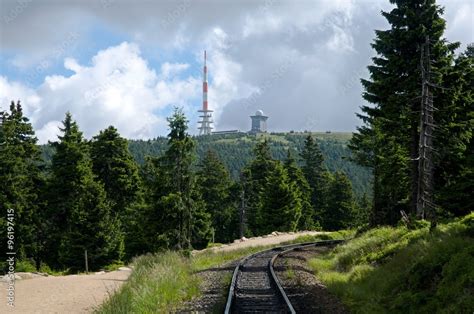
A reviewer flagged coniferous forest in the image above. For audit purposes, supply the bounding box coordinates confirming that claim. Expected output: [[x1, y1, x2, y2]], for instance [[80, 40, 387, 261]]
[[1, 104, 369, 271]]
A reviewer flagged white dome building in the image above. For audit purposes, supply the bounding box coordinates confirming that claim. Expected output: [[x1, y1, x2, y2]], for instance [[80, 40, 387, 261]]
[[249, 110, 269, 134]]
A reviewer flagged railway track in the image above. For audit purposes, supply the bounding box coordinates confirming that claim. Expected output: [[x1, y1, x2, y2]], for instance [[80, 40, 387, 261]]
[[224, 240, 344, 313]]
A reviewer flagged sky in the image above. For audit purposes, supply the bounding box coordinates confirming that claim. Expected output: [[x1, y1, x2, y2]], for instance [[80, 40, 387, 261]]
[[0, 0, 472, 143]]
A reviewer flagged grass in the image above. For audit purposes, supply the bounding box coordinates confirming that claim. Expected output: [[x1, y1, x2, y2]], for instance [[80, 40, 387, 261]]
[[286, 268, 296, 280], [308, 213, 474, 313], [282, 229, 355, 245], [206, 242, 224, 249], [104, 261, 125, 272], [98, 252, 200, 313], [98, 231, 350, 313]]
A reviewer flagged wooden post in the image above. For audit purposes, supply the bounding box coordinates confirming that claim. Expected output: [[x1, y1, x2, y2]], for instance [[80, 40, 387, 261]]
[[239, 174, 246, 239], [84, 249, 89, 273]]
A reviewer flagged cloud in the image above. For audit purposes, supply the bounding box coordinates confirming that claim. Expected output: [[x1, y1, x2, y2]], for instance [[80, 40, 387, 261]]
[[1, 42, 200, 143], [1, 0, 472, 136], [442, 2, 474, 49], [160, 62, 189, 79]]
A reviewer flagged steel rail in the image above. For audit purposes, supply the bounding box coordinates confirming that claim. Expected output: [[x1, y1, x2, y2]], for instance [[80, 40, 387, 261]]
[[223, 240, 344, 313]]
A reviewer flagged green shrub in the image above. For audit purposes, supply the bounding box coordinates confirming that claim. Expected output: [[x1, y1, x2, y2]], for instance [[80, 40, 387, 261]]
[[104, 261, 125, 272], [16, 260, 36, 272], [460, 212, 474, 236]]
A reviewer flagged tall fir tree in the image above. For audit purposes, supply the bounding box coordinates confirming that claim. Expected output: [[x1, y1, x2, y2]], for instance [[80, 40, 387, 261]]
[[284, 150, 316, 230], [196, 149, 236, 243], [47, 113, 123, 270], [0, 101, 44, 268], [433, 44, 473, 216], [143, 108, 211, 250], [90, 126, 142, 258], [90, 126, 141, 216], [242, 139, 277, 236], [260, 162, 302, 234], [324, 171, 355, 231], [350, 0, 459, 225], [355, 193, 372, 227], [300, 135, 329, 226]]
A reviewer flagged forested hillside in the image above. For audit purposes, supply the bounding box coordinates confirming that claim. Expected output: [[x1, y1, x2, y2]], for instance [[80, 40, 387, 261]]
[[2, 104, 368, 272], [41, 132, 371, 198]]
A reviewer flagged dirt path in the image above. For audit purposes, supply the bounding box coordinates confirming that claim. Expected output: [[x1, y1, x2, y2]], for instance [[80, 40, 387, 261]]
[[0, 269, 131, 314], [203, 231, 325, 253]]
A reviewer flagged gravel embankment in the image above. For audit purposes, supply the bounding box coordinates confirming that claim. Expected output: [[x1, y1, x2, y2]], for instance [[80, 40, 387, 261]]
[[274, 246, 348, 313], [181, 231, 326, 312]]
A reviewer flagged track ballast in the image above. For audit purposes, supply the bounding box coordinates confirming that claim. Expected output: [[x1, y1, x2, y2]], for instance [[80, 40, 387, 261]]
[[224, 240, 344, 313]]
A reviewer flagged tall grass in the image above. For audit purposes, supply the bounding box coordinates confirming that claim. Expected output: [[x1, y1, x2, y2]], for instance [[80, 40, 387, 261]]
[[308, 213, 474, 313], [98, 252, 200, 313]]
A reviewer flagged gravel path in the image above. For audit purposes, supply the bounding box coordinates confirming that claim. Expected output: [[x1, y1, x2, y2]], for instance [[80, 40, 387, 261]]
[[203, 231, 325, 254], [0, 269, 131, 314]]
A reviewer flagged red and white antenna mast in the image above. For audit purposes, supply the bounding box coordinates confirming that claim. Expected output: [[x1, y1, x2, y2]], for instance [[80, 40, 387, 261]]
[[198, 50, 213, 135]]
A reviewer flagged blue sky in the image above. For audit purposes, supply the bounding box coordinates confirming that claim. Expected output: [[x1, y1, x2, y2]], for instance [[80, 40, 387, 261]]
[[1, 0, 472, 143]]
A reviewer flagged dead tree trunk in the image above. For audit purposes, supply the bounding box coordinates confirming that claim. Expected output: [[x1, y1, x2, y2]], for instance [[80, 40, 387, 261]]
[[416, 36, 437, 229]]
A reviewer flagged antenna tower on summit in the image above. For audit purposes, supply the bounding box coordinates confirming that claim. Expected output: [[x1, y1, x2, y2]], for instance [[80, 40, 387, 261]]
[[198, 50, 213, 135]]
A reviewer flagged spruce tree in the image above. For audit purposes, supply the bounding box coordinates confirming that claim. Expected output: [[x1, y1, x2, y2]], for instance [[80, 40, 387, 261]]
[[434, 44, 473, 216], [90, 126, 142, 258], [47, 113, 123, 270], [0, 101, 43, 268], [355, 193, 372, 227], [350, 0, 458, 224], [197, 149, 235, 243], [143, 108, 211, 250], [324, 171, 355, 231], [260, 162, 302, 234], [284, 150, 315, 230], [90, 126, 141, 216], [300, 135, 329, 225], [242, 139, 276, 236]]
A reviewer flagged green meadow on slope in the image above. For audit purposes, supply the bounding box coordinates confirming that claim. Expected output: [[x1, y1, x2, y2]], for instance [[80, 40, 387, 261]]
[[309, 213, 474, 313]]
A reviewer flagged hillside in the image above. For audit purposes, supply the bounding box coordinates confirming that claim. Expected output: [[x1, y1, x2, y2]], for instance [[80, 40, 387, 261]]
[[40, 131, 372, 198], [308, 213, 474, 312]]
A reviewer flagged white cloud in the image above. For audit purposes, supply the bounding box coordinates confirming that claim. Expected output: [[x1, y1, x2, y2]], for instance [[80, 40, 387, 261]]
[[441, 1, 474, 50], [35, 120, 61, 144], [0, 42, 201, 143], [0, 76, 41, 119], [202, 28, 258, 126], [160, 62, 190, 79], [1, 0, 472, 135], [326, 26, 355, 52]]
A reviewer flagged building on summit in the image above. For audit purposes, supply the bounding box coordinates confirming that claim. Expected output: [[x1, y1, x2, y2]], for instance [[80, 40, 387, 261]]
[[249, 110, 268, 134]]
